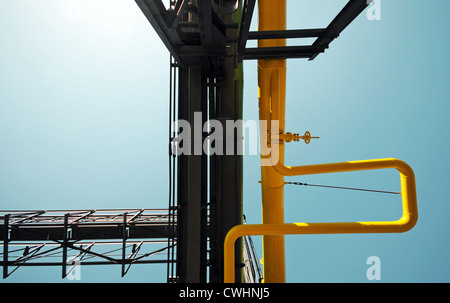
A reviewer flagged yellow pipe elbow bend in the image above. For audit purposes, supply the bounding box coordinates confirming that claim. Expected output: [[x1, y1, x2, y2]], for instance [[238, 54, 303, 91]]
[[224, 158, 418, 283]]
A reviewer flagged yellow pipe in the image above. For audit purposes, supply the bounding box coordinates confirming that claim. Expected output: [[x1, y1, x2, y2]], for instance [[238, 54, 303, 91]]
[[224, 158, 418, 283], [258, 0, 287, 283], [272, 158, 414, 178]]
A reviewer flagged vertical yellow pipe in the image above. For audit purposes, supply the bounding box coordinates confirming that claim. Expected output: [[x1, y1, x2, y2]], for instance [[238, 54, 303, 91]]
[[258, 0, 287, 283]]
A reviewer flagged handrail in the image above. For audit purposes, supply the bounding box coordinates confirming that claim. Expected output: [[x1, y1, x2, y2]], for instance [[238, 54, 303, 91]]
[[224, 158, 418, 283]]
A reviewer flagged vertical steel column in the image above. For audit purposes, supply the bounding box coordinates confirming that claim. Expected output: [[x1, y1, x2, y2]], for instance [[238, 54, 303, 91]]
[[62, 213, 69, 279], [121, 213, 127, 277], [168, 56, 179, 282], [176, 66, 187, 282], [207, 76, 220, 282], [186, 67, 203, 282], [2, 214, 9, 279], [200, 73, 209, 283], [177, 66, 207, 282], [208, 8, 244, 281]]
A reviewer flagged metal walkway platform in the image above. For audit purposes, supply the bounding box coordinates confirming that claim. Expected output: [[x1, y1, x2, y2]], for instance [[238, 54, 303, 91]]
[[1, 209, 176, 279]]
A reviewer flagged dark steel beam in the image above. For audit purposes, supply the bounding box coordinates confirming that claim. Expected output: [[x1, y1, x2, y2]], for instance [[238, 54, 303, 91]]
[[135, 0, 184, 64], [1, 260, 172, 266], [198, 0, 213, 47], [237, 0, 257, 60], [121, 213, 127, 277], [175, 45, 225, 57], [184, 67, 203, 282], [71, 243, 94, 262], [242, 45, 326, 60], [310, 0, 370, 60], [240, 0, 370, 61], [2, 215, 9, 279], [62, 214, 69, 279], [67, 242, 119, 263], [247, 28, 326, 40]]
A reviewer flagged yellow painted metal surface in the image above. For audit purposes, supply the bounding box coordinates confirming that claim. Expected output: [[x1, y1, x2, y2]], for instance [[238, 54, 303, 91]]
[[224, 158, 418, 283], [257, 0, 287, 283]]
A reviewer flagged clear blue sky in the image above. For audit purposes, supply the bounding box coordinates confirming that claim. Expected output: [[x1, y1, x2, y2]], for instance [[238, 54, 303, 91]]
[[1, 0, 449, 283]]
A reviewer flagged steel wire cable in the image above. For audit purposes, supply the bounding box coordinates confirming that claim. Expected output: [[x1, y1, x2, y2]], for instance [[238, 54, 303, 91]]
[[284, 181, 401, 195]]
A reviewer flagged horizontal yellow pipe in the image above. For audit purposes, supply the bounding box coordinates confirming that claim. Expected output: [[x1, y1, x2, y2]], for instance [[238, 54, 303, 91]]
[[224, 158, 418, 283], [272, 158, 414, 177]]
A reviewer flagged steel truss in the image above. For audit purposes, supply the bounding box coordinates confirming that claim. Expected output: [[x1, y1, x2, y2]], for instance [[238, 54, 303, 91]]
[[238, 0, 371, 60], [137, 0, 371, 66], [1, 209, 176, 279]]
